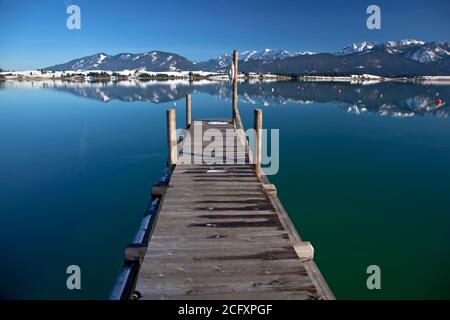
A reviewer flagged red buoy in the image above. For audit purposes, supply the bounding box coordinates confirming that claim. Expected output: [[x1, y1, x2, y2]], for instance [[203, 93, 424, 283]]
[[435, 99, 443, 106]]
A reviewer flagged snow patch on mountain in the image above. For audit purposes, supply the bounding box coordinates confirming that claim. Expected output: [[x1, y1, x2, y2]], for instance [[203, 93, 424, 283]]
[[196, 49, 317, 72], [389, 39, 425, 47], [339, 42, 375, 55], [338, 39, 450, 64], [404, 42, 450, 63], [240, 49, 305, 61]]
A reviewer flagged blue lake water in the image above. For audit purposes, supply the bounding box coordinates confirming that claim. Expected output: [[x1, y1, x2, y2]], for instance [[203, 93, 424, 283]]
[[0, 80, 449, 299]]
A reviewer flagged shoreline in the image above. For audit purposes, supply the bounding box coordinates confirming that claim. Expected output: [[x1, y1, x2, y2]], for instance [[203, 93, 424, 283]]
[[2, 73, 450, 85]]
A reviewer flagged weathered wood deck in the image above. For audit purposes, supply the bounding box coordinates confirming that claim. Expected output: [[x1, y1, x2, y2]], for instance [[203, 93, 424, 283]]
[[133, 119, 333, 300], [110, 50, 333, 300]]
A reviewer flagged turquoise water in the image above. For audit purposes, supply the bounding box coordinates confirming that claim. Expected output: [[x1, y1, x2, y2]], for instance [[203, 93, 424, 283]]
[[0, 80, 449, 299]]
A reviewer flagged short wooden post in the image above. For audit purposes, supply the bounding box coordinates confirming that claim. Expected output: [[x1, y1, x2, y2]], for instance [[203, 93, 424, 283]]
[[262, 184, 277, 195], [293, 242, 314, 262], [124, 244, 147, 264], [167, 109, 177, 165], [186, 94, 191, 128], [254, 108, 262, 175], [232, 50, 238, 127]]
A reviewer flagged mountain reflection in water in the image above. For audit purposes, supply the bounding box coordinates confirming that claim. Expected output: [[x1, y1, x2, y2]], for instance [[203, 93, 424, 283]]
[[4, 80, 449, 118]]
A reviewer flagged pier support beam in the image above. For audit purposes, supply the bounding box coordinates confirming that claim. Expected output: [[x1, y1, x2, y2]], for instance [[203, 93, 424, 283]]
[[254, 108, 262, 176], [167, 109, 177, 165], [186, 95, 191, 128]]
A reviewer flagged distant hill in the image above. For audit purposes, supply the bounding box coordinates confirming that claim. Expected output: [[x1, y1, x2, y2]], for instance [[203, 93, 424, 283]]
[[46, 51, 195, 72], [45, 40, 450, 76]]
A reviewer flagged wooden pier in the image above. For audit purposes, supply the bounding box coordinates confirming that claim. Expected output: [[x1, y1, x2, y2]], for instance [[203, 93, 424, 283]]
[[110, 51, 333, 300]]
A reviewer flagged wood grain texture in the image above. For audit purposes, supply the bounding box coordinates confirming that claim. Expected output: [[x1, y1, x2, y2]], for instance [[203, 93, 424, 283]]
[[135, 120, 334, 300]]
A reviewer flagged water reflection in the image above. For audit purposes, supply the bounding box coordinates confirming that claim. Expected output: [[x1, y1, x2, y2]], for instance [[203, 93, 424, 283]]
[[3, 80, 449, 117]]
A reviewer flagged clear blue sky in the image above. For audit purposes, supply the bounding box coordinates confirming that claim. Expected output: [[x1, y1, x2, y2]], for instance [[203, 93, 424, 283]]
[[0, 0, 449, 70]]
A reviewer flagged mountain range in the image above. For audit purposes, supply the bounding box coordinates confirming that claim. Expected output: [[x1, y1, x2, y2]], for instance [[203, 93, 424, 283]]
[[45, 40, 450, 76]]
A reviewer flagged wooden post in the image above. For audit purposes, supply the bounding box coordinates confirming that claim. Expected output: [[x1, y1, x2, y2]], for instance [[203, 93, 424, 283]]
[[232, 50, 238, 128], [167, 109, 177, 165], [233, 50, 238, 79], [293, 242, 314, 262], [186, 94, 191, 128], [254, 108, 262, 175]]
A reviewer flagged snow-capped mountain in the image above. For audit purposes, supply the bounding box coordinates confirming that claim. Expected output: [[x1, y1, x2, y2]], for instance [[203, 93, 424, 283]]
[[195, 49, 315, 72], [339, 42, 375, 55], [46, 51, 195, 72], [46, 49, 313, 73], [386, 39, 425, 47], [194, 53, 233, 73], [339, 39, 426, 55], [44, 40, 450, 76], [402, 42, 450, 63], [238, 40, 450, 76], [240, 49, 314, 61], [338, 39, 450, 64]]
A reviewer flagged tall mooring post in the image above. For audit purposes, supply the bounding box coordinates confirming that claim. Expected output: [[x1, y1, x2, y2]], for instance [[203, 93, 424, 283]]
[[254, 108, 262, 176], [186, 94, 192, 128], [167, 109, 177, 165], [232, 50, 238, 128]]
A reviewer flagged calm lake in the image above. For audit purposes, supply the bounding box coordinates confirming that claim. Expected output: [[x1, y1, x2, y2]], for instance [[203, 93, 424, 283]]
[[1, 80, 449, 299]]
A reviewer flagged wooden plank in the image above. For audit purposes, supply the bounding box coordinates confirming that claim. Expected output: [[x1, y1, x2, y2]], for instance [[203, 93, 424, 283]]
[[133, 119, 333, 300], [142, 291, 317, 300], [139, 259, 307, 276], [138, 276, 317, 298]]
